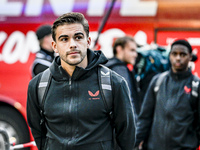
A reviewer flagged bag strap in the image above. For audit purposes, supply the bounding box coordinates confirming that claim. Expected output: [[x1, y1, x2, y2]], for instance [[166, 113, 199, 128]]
[[154, 71, 169, 94], [191, 75, 199, 112], [98, 65, 120, 149], [191, 75, 200, 135], [37, 68, 52, 150], [192, 75, 199, 98], [38, 68, 52, 110], [37, 68, 52, 126], [98, 65, 113, 121]]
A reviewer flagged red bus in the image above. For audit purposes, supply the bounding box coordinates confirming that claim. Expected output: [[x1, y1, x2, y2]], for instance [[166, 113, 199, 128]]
[[0, 0, 200, 149]]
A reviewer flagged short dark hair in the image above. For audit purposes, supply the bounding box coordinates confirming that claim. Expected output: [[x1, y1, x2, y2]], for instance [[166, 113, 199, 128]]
[[52, 12, 89, 41], [113, 36, 135, 56], [171, 39, 192, 54]]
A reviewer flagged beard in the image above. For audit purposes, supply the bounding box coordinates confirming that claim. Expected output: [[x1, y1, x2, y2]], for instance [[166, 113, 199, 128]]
[[60, 50, 87, 66]]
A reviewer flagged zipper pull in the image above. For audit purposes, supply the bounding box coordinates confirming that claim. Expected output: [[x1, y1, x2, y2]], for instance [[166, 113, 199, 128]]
[[69, 78, 71, 85]]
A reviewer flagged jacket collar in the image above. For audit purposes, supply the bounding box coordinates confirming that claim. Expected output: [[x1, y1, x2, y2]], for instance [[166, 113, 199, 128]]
[[106, 57, 127, 68], [170, 68, 192, 80], [49, 49, 108, 81]]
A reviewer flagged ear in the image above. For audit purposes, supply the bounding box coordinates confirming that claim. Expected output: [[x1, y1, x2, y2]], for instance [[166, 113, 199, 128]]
[[116, 45, 123, 54], [52, 41, 58, 53], [87, 37, 91, 48], [189, 53, 193, 61]]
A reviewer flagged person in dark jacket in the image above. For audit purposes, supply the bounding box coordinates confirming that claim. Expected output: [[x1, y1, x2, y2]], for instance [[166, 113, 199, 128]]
[[105, 36, 140, 117], [135, 39, 200, 150], [27, 12, 135, 150], [31, 24, 55, 77]]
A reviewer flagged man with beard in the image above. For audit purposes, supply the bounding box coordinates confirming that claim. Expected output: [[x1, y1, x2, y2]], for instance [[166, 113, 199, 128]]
[[27, 12, 135, 150]]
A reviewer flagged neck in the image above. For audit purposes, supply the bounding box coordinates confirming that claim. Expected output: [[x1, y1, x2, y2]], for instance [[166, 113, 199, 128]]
[[116, 54, 123, 61], [171, 67, 188, 74], [60, 56, 88, 77], [61, 61, 75, 77], [77, 56, 88, 69]]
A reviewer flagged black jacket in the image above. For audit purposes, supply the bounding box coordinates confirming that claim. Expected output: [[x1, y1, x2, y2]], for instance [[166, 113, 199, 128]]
[[31, 48, 55, 77], [27, 49, 135, 150], [105, 57, 140, 117], [136, 69, 200, 150]]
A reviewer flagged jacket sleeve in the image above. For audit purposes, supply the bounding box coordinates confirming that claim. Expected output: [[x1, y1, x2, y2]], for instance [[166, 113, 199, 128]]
[[135, 75, 158, 147], [26, 75, 46, 150], [111, 71, 136, 150], [110, 65, 140, 117]]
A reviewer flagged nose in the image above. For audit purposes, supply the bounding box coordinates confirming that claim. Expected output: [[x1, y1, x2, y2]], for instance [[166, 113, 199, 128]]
[[69, 38, 77, 49], [134, 51, 138, 58], [132, 51, 138, 58], [175, 54, 181, 60]]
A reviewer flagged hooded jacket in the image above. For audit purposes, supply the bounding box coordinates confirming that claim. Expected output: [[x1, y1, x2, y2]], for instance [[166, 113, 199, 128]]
[[105, 57, 140, 117], [135, 69, 200, 150], [27, 49, 135, 150]]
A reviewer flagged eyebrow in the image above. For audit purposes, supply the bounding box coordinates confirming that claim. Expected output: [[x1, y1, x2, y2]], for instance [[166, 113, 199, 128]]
[[75, 32, 84, 37], [58, 32, 84, 40], [58, 35, 68, 40]]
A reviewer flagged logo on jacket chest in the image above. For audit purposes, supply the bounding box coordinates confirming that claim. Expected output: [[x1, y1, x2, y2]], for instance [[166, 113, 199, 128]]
[[88, 90, 100, 100], [184, 86, 191, 94]]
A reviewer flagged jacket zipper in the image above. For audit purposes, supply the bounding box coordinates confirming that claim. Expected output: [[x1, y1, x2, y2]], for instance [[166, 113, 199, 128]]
[[165, 111, 172, 150], [67, 77, 74, 150], [69, 78, 72, 86]]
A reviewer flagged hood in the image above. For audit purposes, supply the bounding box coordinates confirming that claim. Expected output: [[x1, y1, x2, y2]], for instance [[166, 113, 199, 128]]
[[49, 49, 108, 81], [105, 57, 126, 68]]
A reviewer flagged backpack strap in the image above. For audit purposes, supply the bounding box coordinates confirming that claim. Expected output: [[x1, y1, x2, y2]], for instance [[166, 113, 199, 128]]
[[38, 68, 52, 110], [191, 75, 199, 111], [192, 75, 199, 98], [38, 68, 52, 126], [154, 71, 169, 94], [191, 75, 200, 134], [37, 68, 52, 150], [98, 65, 121, 149], [98, 65, 113, 121]]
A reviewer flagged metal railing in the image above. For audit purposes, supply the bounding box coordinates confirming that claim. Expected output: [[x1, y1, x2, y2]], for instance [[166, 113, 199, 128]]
[[0, 129, 36, 150]]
